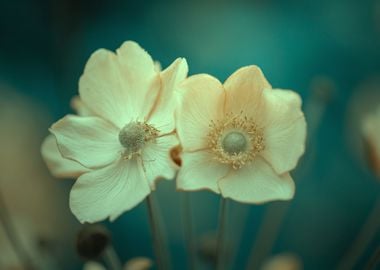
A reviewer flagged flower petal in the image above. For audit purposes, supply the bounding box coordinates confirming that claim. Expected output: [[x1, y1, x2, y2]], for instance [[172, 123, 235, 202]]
[[70, 159, 150, 223], [79, 41, 160, 128], [218, 158, 295, 203], [224, 65, 271, 119], [176, 151, 229, 193], [116, 41, 161, 121], [50, 115, 121, 169], [260, 89, 307, 174], [41, 134, 89, 178], [148, 58, 188, 133], [176, 74, 225, 151], [141, 135, 179, 189]]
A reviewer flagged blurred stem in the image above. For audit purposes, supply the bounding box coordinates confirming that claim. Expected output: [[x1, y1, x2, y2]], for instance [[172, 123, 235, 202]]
[[245, 81, 332, 270], [216, 198, 228, 270], [337, 196, 380, 270], [182, 193, 196, 270], [228, 203, 249, 269], [146, 194, 170, 270], [103, 245, 122, 270], [365, 246, 380, 270], [0, 190, 34, 270], [245, 202, 290, 270]]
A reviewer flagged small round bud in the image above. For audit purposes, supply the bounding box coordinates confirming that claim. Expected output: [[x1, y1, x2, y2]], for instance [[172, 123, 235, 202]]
[[76, 224, 111, 260]]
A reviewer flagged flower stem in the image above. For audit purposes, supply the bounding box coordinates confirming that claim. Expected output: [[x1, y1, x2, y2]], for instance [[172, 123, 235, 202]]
[[103, 245, 122, 270], [245, 202, 290, 270], [0, 190, 34, 270], [365, 246, 380, 270], [146, 194, 170, 270], [228, 203, 249, 269], [216, 198, 228, 270], [337, 196, 380, 270], [182, 193, 196, 270]]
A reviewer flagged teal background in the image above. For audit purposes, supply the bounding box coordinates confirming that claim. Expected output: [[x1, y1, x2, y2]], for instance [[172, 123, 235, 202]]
[[1, 0, 380, 269]]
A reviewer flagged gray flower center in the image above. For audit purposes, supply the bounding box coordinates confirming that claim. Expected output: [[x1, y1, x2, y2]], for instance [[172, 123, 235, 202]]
[[222, 131, 248, 155], [118, 122, 146, 153]]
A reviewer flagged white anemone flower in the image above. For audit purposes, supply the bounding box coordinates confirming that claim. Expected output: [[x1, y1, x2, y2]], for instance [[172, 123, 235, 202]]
[[48, 41, 188, 222], [362, 105, 380, 177], [176, 66, 306, 203]]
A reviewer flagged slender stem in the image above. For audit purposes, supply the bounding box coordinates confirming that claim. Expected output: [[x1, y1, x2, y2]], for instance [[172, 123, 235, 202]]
[[146, 194, 169, 270], [216, 198, 228, 270], [245, 202, 290, 270], [365, 246, 380, 270], [103, 245, 122, 270], [0, 190, 34, 270], [228, 203, 249, 269], [182, 193, 196, 270], [337, 196, 380, 270]]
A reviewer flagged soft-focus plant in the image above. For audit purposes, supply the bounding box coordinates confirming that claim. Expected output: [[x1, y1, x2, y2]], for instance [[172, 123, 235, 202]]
[[362, 105, 380, 177], [0, 87, 78, 269], [261, 253, 302, 270]]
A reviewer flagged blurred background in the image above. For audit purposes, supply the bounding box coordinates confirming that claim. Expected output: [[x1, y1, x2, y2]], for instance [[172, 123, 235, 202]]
[[1, 0, 380, 269]]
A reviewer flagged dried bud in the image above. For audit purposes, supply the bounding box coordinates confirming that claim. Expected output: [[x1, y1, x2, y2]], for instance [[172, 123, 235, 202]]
[[76, 224, 110, 260]]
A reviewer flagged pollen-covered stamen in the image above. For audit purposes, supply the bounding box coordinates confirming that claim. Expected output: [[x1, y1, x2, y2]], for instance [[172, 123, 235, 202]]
[[207, 113, 265, 169], [118, 121, 159, 159]]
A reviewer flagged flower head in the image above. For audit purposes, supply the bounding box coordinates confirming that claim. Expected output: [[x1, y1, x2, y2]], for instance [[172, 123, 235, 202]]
[[48, 41, 188, 222], [176, 66, 306, 203]]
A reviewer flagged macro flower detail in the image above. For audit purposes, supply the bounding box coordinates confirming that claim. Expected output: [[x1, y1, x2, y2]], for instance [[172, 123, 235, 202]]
[[176, 66, 306, 203], [207, 112, 265, 169], [48, 41, 188, 222]]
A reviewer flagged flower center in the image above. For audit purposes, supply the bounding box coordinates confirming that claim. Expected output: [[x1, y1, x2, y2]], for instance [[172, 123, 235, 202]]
[[222, 131, 247, 154], [118, 121, 159, 159], [207, 113, 265, 169]]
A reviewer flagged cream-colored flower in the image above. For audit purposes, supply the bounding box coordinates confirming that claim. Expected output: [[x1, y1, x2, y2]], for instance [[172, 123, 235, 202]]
[[362, 105, 380, 176], [176, 66, 306, 203], [41, 96, 91, 178], [49, 41, 188, 222]]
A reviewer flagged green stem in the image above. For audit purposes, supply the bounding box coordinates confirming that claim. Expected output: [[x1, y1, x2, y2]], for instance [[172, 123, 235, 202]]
[[182, 193, 196, 270], [365, 246, 380, 270], [245, 202, 290, 270], [146, 194, 170, 270], [103, 245, 122, 270], [216, 198, 228, 270], [337, 196, 380, 270], [228, 203, 249, 269]]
